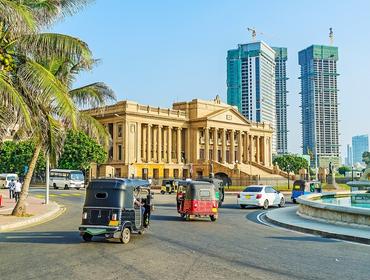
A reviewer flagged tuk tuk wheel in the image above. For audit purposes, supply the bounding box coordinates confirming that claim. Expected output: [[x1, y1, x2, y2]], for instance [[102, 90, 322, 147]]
[[120, 227, 131, 244], [210, 215, 217, 222], [160, 190, 165, 195], [292, 199, 297, 204], [82, 233, 92, 242]]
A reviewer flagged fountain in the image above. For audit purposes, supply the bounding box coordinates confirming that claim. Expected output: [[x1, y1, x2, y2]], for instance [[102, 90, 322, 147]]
[[296, 165, 370, 227]]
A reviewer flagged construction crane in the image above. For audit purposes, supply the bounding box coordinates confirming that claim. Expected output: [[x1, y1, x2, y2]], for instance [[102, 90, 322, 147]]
[[247, 27, 263, 42], [329, 27, 334, 45]]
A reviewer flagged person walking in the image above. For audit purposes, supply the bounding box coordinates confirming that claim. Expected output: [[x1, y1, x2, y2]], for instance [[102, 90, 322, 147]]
[[14, 180, 22, 202], [8, 179, 15, 199]]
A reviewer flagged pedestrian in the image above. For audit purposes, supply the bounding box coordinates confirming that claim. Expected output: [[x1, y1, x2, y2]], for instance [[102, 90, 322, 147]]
[[14, 180, 22, 202], [8, 179, 15, 199]]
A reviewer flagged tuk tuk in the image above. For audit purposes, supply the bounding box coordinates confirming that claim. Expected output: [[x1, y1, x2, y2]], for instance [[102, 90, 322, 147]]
[[291, 180, 322, 203], [176, 180, 218, 221], [195, 177, 225, 207], [160, 179, 177, 194], [79, 178, 153, 244]]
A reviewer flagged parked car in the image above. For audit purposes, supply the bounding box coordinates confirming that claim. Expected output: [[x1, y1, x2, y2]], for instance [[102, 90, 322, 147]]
[[237, 185, 285, 209]]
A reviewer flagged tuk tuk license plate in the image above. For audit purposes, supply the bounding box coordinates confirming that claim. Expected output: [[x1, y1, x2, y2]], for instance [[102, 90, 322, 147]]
[[245, 195, 251, 199], [212, 208, 218, 213]]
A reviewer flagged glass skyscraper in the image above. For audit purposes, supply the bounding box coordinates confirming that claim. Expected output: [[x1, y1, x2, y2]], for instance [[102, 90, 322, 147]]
[[227, 41, 277, 153], [352, 135, 369, 164], [299, 45, 340, 167], [273, 47, 288, 154]]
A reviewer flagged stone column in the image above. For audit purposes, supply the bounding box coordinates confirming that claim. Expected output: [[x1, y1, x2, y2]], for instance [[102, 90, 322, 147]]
[[185, 128, 190, 163], [157, 125, 162, 163], [237, 130, 243, 163], [147, 124, 152, 163], [213, 128, 218, 162], [244, 131, 248, 163], [256, 136, 260, 164], [222, 129, 227, 163], [230, 129, 235, 163], [250, 135, 254, 163], [260, 136, 265, 165], [167, 126, 172, 163], [136, 122, 142, 163], [177, 127, 182, 163], [204, 128, 210, 161]]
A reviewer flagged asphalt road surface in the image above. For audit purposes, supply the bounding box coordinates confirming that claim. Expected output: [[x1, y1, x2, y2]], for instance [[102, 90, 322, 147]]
[[0, 189, 369, 280]]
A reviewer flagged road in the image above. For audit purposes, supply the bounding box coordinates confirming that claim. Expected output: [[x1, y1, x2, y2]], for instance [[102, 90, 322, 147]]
[[0, 188, 369, 280]]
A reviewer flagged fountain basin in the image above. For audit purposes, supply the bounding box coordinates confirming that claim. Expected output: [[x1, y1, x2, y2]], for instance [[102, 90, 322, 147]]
[[297, 192, 370, 227]]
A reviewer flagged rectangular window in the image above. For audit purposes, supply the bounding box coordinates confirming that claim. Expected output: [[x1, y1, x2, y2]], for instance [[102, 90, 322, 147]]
[[118, 145, 122, 161], [118, 125, 123, 137]]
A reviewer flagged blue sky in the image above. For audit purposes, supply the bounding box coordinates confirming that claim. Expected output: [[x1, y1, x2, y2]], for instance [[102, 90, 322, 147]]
[[51, 0, 370, 157]]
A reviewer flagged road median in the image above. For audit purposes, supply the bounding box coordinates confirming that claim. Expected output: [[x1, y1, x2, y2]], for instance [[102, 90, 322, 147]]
[[0, 189, 63, 232]]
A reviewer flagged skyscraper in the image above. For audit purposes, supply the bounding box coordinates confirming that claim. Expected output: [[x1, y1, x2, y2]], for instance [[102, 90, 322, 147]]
[[299, 45, 340, 167], [352, 135, 369, 164], [227, 41, 277, 153], [345, 144, 353, 166], [273, 47, 288, 154]]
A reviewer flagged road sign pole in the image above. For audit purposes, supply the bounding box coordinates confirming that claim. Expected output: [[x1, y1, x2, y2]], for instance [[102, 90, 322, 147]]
[[45, 154, 50, 204]]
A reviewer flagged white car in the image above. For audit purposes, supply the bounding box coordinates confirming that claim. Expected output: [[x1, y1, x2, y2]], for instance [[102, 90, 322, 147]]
[[237, 185, 285, 209]]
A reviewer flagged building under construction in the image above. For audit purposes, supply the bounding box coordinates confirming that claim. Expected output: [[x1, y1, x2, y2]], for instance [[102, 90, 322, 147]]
[[298, 45, 340, 167]]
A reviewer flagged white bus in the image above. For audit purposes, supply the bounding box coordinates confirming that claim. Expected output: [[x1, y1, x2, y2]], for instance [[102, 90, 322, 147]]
[[0, 173, 18, 188], [50, 169, 85, 190]]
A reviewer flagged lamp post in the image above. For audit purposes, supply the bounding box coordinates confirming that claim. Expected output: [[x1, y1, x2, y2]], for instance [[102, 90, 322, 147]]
[[287, 164, 290, 190], [45, 154, 50, 204], [351, 165, 354, 181]]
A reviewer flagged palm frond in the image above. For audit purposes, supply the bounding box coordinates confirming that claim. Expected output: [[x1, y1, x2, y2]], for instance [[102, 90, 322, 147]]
[[16, 60, 77, 129], [16, 33, 94, 66], [0, 0, 37, 36], [69, 82, 116, 109], [0, 73, 31, 128], [78, 112, 110, 148]]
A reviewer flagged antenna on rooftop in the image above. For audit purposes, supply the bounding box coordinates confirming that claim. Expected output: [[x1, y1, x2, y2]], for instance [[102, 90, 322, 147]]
[[329, 27, 334, 45]]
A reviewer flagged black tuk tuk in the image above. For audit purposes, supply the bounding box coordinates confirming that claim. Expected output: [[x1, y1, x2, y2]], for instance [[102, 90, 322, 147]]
[[195, 177, 225, 207], [79, 178, 153, 244]]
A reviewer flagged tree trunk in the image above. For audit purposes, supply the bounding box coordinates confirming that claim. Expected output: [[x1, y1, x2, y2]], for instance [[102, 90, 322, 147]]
[[12, 143, 42, 216]]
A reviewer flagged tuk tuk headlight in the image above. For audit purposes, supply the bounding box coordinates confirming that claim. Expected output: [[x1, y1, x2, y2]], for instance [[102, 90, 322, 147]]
[[111, 213, 118, 221], [82, 212, 88, 220]]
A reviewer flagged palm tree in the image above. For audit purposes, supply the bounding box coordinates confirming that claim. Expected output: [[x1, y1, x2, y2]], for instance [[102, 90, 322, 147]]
[[0, 1, 115, 216]]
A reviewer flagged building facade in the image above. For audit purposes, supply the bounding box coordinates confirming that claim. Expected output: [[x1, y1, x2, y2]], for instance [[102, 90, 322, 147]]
[[86, 97, 281, 181], [272, 47, 288, 154], [299, 45, 340, 167], [227, 41, 277, 154], [352, 135, 369, 165]]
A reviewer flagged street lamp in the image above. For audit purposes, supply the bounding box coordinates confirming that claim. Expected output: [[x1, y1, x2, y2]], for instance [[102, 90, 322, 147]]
[[351, 165, 354, 181], [287, 164, 291, 189]]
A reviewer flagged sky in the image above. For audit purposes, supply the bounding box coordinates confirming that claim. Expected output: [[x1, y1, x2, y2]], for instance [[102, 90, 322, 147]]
[[50, 0, 370, 158]]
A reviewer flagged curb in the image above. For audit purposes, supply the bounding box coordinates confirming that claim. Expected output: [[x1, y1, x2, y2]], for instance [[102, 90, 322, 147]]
[[0, 202, 64, 232], [264, 212, 370, 245]]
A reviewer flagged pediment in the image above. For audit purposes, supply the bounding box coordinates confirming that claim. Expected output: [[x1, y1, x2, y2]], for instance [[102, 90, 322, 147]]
[[203, 108, 251, 126]]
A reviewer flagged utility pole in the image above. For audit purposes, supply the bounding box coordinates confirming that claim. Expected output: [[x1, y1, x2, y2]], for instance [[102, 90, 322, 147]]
[[45, 154, 50, 204]]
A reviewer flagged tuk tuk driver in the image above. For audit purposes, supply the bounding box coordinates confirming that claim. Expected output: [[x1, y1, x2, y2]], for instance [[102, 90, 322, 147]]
[[134, 195, 145, 216]]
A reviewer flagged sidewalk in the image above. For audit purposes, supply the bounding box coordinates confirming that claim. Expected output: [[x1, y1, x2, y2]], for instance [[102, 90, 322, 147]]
[[0, 189, 62, 232], [265, 206, 370, 245]]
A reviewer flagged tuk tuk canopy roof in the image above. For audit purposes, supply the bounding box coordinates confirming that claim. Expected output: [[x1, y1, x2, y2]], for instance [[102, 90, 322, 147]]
[[84, 178, 150, 209]]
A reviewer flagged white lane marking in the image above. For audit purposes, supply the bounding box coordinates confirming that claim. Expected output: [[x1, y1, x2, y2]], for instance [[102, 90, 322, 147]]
[[5, 236, 64, 239]]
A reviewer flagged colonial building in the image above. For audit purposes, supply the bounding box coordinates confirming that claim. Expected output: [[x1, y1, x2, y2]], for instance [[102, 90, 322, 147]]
[[87, 96, 285, 181]]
